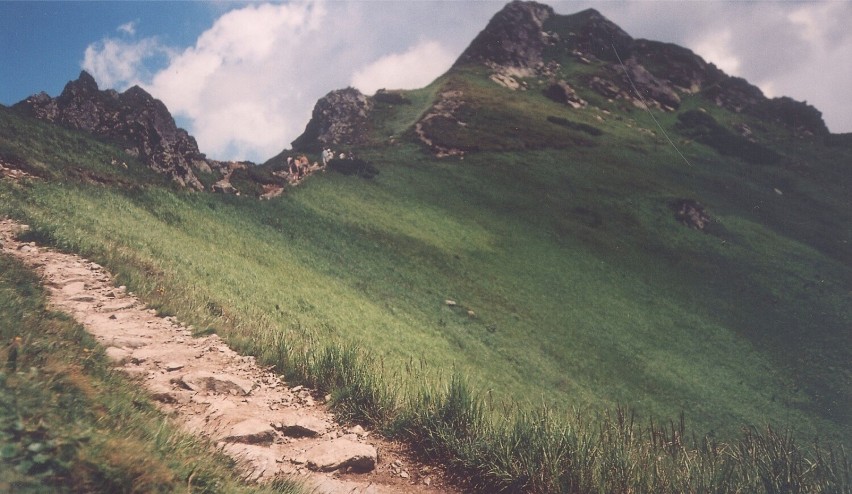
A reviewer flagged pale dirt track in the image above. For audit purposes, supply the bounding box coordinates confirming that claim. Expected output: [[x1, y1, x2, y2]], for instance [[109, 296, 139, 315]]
[[0, 218, 458, 494]]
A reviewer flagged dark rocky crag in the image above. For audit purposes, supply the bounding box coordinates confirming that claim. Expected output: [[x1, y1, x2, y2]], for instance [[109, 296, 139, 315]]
[[454, 0, 555, 74], [14, 71, 207, 189], [454, 1, 828, 136], [291, 87, 373, 153]]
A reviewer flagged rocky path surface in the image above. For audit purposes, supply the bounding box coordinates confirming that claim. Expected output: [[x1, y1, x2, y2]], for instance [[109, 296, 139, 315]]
[[0, 219, 456, 494]]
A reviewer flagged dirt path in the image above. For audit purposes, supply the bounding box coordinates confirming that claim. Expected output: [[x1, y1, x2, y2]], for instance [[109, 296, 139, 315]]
[[0, 219, 456, 494]]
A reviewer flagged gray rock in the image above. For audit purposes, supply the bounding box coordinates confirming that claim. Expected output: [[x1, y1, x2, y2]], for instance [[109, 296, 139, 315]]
[[149, 383, 180, 404], [175, 371, 253, 395], [13, 71, 206, 189], [222, 419, 276, 445], [211, 179, 238, 195], [291, 87, 373, 153], [104, 346, 131, 364], [109, 336, 149, 349], [274, 411, 331, 437], [100, 300, 135, 312], [543, 81, 587, 108], [304, 438, 377, 472], [61, 281, 86, 295], [164, 362, 185, 372]]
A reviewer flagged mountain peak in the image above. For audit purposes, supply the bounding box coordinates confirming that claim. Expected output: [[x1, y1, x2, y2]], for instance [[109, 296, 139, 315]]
[[565, 8, 633, 62], [291, 87, 373, 153], [14, 74, 208, 189], [454, 0, 555, 72], [73, 70, 99, 91]]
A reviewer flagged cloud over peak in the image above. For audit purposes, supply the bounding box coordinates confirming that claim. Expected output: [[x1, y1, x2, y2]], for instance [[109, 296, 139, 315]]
[[78, 1, 852, 162], [81, 1, 458, 162], [351, 40, 454, 95]]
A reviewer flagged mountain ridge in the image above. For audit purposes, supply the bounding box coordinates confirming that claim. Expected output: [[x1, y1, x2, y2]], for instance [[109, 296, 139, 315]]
[[1, 2, 850, 490], [8, 1, 836, 176], [13, 70, 209, 189], [289, 1, 830, 155]]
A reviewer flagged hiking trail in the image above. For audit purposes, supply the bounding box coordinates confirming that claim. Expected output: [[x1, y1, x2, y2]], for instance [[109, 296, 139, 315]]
[[0, 219, 457, 494]]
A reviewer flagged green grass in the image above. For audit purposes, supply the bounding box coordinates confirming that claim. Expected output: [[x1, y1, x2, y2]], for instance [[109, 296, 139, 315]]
[[1, 53, 850, 492], [0, 253, 300, 493]]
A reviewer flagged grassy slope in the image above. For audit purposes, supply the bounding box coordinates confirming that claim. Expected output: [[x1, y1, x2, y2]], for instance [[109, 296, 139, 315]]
[[0, 253, 299, 493], [1, 80, 849, 456]]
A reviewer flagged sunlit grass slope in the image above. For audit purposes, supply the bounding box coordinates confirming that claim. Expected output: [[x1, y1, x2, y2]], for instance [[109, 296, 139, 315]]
[[2, 86, 849, 450], [0, 252, 299, 493]]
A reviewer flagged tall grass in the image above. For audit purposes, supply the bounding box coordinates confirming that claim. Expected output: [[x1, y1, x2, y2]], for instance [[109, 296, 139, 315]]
[[1, 76, 850, 492], [0, 253, 300, 493]]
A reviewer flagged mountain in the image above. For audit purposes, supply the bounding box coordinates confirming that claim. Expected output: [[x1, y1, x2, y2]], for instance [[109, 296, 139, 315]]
[[1, 2, 850, 491], [281, 0, 850, 442], [291, 1, 829, 156], [13, 71, 209, 189]]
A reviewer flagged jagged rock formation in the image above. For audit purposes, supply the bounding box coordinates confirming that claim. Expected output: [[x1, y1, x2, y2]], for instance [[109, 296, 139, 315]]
[[14, 71, 207, 189], [291, 87, 373, 153], [453, 1, 828, 136], [455, 0, 554, 75], [280, 0, 830, 164]]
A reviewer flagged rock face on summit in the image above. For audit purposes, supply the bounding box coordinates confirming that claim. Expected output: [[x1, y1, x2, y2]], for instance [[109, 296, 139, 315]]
[[291, 87, 373, 153], [14, 71, 206, 189], [455, 0, 554, 74], [454, 1, 828, 136]]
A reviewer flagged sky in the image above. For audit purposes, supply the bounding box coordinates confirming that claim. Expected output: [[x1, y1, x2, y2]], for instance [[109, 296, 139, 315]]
[[2, 1, 851, 163]]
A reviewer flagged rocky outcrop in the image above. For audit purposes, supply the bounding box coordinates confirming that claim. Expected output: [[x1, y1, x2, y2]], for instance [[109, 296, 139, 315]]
[[671, 199, 712, 231], [455, 2, 828, 135], [14, 71, 206, 189], [290, 87, 373, 153], [543, 80, 587, 108], [455, 0, 555, 74], [564, 8, 634, 63], [414, 90, 468, 158]]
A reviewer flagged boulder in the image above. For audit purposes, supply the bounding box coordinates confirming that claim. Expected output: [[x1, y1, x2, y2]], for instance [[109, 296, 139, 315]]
[[273, 411, 331, 437], [304, 438, 377, 472], [671, 199, 712, 231], [222, 419, 277, 445], [543, 81, 587, 108], [212, 179, 238, 194], [175, 371, 253, 396]]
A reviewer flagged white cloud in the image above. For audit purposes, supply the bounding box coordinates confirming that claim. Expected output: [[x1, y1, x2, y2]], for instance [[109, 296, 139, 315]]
[[691, 30, 741, 77], [351, 40, 455, 95], [761, 3, 852, 132], [142, 2, 338, 162], [117, 21, 136, 36], [77, 1, 495, 162], [82, 36, 171, 89], [79, 1, 851, 163]]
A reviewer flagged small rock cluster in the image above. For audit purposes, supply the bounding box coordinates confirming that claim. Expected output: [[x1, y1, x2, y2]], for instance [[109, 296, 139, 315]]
[[671, 199, 712, 231], [414, 90, 468, 159]]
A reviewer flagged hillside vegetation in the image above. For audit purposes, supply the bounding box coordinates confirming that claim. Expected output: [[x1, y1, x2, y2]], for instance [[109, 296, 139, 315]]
[[0, 236, 298, 493], [1, 4, 851, 491]]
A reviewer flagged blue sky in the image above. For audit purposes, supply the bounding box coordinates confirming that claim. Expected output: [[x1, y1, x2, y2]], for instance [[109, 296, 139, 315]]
[[2, 1, 851, 162]]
